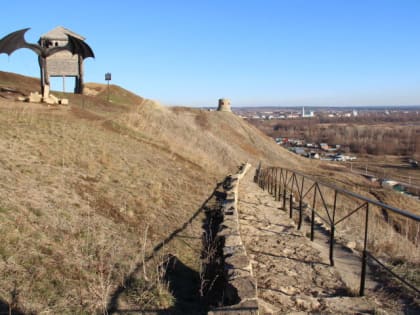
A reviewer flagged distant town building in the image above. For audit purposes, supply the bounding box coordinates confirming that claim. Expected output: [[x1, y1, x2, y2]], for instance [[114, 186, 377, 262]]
[[294, 147, 306, 156], [320, 143, 329, 151], [308, 152, 320, 159], [302, 106, 314, 118]]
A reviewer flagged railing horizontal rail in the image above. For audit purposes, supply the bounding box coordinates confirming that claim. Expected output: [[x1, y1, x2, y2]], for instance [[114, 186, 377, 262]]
[[254, 165, 420, 298], [276, 167, 420, 222], [335, 202, 368, 225]]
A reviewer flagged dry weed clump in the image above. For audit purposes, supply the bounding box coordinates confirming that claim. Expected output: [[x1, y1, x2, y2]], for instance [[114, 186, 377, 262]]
[[120, 249, 177, 310]]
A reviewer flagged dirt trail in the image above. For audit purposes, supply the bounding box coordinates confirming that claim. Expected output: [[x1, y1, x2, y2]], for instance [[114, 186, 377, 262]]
[[237, 170, 390, 314]]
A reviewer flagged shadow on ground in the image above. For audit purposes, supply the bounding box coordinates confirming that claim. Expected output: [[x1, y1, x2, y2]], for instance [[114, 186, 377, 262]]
[[0, 300, 25, 315], [106, 183, 223, 314], [162, 255, 204, 314]]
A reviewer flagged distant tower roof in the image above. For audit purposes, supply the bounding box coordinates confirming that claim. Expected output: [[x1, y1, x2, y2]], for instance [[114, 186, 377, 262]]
[[40, 26, 85, 41]]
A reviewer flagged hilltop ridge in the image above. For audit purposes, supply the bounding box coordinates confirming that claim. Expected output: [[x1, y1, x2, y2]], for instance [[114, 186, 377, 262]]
[[0, 70, 301, 314], [0, 71, 418, 314]]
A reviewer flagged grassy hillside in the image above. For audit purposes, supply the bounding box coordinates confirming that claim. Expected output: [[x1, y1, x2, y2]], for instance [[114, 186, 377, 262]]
[[0, 71, 302, 314], [0, 71, 40, 95], [0, 71, 418, 314]]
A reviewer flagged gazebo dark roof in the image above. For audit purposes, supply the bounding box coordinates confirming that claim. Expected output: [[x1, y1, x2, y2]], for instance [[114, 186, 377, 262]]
[[40, 26, 85, 41]]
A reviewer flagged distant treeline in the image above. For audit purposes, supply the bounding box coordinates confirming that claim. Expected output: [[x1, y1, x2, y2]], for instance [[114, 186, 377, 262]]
[[250, 113, 420, 157]]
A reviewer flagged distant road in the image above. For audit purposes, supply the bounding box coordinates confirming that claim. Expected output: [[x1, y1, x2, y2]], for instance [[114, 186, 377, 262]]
[[345, 163, 420, 190]]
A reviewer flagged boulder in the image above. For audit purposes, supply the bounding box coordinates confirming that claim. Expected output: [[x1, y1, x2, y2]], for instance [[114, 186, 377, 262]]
[[29, 92, 42, 103], [43, 94, 59, 105]]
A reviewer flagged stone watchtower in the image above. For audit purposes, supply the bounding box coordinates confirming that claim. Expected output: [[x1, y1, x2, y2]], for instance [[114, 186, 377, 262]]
[[39, 26, 87, 94], [217, 98, 231, 112]]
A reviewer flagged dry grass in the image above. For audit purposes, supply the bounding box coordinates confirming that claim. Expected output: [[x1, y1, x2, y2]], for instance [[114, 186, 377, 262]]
[[0, 71, 39, 95], [0, 102, 209, 313], [3, 69, 417, 313], [0, 71, 300, 314], [118, 104, 299, 174]]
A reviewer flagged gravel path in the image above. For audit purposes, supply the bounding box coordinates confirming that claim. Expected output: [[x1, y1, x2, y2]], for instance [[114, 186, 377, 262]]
[[237, 170, 383, 314]]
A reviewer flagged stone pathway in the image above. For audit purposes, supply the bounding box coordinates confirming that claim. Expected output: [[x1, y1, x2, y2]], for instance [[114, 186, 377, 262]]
[[237, 170, 385, 314]]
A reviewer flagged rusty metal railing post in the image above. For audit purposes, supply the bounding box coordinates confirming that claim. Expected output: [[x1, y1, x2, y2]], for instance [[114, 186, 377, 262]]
[[298, 200, 303, 230], [271, 168, 275, 195], [329, 191, 338, 266], [278, 168, 282, 201], [262, 169, 266, 191], [272, 168, 275, 193], [274, 168, 278, 200], [298, 176, 305, 230], [289, 193, 293, 219], [311, 185, 317, 241], [271, 168, 274, 194], [260, 169, 264, 188], [282, 170, 288, 210], [255, 161, 262, 183], [257, 168, 260, 186], [282, 186, 287, 210], [271, 168, 275, 196], [262, 168, 266, 189], [329, 225, 335, 266], [360, 203, 369, 296], [266, 169, 269, 190], [255, 168, 259, 185]]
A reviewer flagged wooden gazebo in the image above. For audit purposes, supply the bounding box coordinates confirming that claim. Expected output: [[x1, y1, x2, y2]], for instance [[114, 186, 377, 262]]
[[39, 26, 88, 94]]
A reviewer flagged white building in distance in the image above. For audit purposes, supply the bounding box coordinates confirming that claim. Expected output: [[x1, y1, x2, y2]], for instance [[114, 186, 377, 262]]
[[302, 107, 315, 118]]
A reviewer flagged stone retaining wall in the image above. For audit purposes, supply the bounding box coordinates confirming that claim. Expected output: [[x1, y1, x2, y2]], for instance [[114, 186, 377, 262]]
[[206, 163, 259, 315]]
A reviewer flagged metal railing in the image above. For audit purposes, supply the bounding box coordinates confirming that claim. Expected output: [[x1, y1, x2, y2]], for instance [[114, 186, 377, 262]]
[[254, 165, 420, 297]]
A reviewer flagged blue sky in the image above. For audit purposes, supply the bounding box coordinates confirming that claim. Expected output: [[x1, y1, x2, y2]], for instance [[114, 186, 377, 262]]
[[0, 0, 419, 107]]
